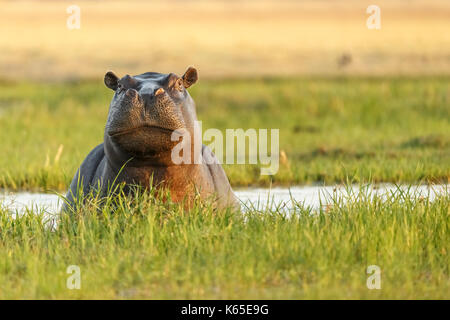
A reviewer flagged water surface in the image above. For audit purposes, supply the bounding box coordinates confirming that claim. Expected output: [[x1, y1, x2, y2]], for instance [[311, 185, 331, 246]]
[[1, 184, 447, 216]]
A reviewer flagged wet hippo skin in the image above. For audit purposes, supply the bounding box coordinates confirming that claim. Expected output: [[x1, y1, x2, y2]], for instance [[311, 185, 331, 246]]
[[64, 67, 238, 210]]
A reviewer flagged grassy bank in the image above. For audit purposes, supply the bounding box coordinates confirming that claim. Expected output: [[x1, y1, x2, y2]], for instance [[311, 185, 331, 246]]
[[0, 77, 449, 191], [0, 186, 448, 299]]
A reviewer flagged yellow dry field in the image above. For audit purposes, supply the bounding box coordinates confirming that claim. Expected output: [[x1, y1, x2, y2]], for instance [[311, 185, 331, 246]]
[[1, 0, 449, 80]]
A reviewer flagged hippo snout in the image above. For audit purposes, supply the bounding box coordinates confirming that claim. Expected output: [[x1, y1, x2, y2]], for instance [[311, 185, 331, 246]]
[[138, 87, 166, 105]]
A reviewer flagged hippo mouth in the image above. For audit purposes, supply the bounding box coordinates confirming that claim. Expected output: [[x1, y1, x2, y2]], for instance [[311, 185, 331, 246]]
[[107, 123, 185, 160], [108, 124, 179, 137]]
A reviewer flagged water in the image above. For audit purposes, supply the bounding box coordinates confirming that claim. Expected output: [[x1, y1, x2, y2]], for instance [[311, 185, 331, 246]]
[[0, 192, 63, 215], [0, 184, 448, 216], [236, 184, 448, 211]]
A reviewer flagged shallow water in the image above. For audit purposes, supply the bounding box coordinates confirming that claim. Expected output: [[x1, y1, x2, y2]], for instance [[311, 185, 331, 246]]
[[235, 184, 448, 211], [0, 184, 448, 217], [0, 192, 63, 215]]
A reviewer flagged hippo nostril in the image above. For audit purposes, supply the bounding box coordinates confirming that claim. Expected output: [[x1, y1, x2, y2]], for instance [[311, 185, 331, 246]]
[[154, 88, 165, 96], [125, 88, 138, 98]]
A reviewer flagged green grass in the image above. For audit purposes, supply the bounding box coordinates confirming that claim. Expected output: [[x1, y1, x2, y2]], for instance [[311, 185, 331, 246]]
[[0, 185, 448, 299], [0, 77, 449, 191]]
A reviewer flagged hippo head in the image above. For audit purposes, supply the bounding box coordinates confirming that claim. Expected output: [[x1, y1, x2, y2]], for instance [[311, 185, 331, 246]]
[[103, 67, 199, 167]]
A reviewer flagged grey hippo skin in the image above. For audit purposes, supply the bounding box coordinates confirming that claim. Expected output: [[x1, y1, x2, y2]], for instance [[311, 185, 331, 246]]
[[64, 67, 239, 211]]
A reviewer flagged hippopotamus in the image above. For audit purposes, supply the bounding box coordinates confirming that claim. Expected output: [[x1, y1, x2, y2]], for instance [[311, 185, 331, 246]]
[[64, 67, 238, 210]]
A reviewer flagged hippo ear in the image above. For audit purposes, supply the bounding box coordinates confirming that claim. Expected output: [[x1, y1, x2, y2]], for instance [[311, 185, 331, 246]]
[[181, 67, 198, 88], [104, 71, 119, 91]]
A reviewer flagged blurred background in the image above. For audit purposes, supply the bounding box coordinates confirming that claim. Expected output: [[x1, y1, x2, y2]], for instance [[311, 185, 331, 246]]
[[0, 0, 449, 191], [1, 0, 449, 80]]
